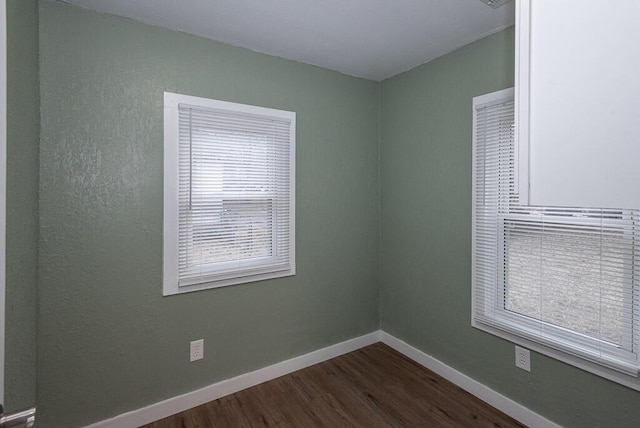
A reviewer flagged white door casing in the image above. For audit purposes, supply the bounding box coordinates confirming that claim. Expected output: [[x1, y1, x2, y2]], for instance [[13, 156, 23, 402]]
[[0, 0, 7, 406]]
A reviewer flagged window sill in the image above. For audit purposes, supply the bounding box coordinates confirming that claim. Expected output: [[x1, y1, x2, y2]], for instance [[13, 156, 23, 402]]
[[163, 266, 295, 296]]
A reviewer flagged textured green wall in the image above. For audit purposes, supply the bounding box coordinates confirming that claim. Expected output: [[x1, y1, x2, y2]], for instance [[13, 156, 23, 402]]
[[37, 1, 379, 426], [5, 0, 39, 412], [379, 27, 640, 428], [26, 2, 640, 427]]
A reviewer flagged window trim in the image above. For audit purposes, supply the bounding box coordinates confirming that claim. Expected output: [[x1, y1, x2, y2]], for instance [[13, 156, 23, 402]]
[[496, 213, 637, 372], [472, 88, 640, 390], [163, 92, 295, 296]]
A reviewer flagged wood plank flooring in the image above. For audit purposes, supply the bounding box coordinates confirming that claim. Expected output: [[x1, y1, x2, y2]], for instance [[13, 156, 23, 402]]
[[142, 343, 525, 428]]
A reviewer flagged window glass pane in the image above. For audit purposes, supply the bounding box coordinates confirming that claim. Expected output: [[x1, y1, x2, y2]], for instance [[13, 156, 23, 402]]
[[190, 131, 273, 200], [188, 200, 273, 266], [504, 222, 627, 346]]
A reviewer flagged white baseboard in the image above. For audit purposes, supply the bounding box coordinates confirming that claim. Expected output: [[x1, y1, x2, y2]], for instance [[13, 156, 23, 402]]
[[88, 330, 558, 428], [86, 332, 381, 428], [379, 331, 560, 428]]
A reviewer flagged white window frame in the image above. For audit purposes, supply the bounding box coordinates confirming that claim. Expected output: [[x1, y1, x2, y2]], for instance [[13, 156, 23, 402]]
[[472, 88, 640, 389], [496, 212, 638, 370], [163, 92, 295, 295]]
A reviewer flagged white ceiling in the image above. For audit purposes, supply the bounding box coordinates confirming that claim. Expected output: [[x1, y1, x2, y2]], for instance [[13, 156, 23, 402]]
[[60, 0, 514, 81]]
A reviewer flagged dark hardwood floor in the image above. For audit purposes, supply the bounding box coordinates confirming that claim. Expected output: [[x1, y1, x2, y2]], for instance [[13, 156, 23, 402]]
[[142, 343, 525, 427]]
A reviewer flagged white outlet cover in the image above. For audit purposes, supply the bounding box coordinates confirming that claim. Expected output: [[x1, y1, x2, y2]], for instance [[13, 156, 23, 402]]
[[190, 339, 204, 362], [515, 345, 531, 372]]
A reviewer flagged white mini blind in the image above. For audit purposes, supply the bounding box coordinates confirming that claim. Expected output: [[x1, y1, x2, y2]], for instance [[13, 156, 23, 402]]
[[473, 90, 517, 334], [472, 88, 640, 375], [176, 101, 294, 288]]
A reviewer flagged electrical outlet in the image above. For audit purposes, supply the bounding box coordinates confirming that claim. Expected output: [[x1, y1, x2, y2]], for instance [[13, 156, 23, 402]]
[[190, 339, 204, 362], [515, 346, 530, 372]]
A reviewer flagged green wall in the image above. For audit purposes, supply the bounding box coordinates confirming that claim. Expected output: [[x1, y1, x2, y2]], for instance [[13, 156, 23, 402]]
[[13, 1, 640, 426], [379, 27, 640, 428], [37, 1, 379, 426], [5, 0, 39, 412]]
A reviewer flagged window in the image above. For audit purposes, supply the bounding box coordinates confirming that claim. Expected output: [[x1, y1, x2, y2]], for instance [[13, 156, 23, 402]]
[[472, 88, 640, 381], [163, 93, 295, 295]]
